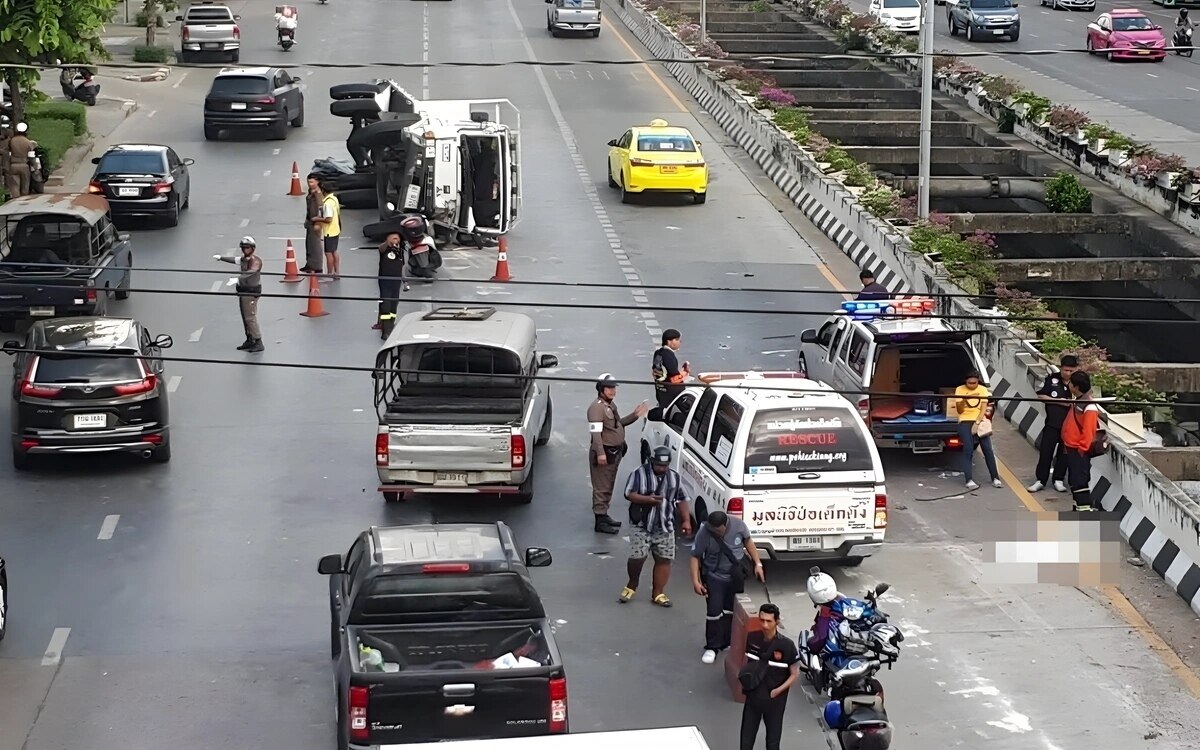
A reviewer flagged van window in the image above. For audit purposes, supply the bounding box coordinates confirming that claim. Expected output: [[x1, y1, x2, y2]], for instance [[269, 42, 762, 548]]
[[689, 389, 718, 446], [744, 407, 875, 474], [827, 323, 847, 360], [844, 331, 870, 375], [816, 321, 836, 347], [708, 395, 743, 467], [664, 393, 696, 433]]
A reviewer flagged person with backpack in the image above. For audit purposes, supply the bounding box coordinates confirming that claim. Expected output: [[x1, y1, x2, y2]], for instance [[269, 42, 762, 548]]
[[651, 328, 690, 408], [617, 447, 691, 607], [1061, 370, 1104, 511], [690, 510, 764, 665]]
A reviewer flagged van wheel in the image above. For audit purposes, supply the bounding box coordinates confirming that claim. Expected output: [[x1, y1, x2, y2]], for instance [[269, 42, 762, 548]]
[[536, 400, 553, 446], [693, 499, 709, 525]]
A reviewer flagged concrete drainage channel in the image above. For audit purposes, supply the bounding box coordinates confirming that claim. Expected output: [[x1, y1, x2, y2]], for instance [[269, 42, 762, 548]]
[[609, 0, 1200, 618]]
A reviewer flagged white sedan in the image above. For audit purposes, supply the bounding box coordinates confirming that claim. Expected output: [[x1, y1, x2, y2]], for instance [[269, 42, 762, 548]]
[[869, 0, 922, 32]]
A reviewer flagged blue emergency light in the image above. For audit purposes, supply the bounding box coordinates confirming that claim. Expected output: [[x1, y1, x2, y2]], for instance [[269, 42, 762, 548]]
[[839, 298, 936, 320]]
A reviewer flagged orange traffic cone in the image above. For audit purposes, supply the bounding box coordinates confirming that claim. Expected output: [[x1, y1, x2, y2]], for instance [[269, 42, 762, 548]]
[[280, 240, 301, 283], [287, 161, 303, 196], [490, 236, 513, 282], [299, 272, 329, 317]]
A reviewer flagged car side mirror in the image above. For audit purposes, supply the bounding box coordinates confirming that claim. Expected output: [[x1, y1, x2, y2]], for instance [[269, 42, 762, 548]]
[[875, 582, 890, 596], [800, 328, 818, 344], [91, 157, 101, 164], [646, 407, 665, 422], [607, 139, 618, 147], [318, 554, 344, 575], [183, 158, 195, 166], [118, 233, 131, 242], [2, 340, 21, 353], [234, 14, 242, 20], [175, 14, 183, 20], [538, 354, 559, 368], [154, 334, 174, 348], [524, 547, 553, 568]]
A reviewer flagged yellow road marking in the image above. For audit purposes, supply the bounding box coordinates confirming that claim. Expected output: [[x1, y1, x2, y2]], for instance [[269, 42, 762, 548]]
[[601, 17, 688, 113]]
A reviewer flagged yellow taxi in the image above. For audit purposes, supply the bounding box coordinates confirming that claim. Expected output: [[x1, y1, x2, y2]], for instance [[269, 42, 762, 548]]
[[606, 119, 708, 204]]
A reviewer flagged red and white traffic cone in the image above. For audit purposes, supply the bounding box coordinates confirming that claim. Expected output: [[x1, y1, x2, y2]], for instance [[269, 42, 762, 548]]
[[490, 236, 512, 282]]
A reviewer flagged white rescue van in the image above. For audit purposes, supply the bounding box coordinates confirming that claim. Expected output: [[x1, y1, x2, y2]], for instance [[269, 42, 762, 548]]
[[377, 726, 711, 749], [639, 371, 888, 564]]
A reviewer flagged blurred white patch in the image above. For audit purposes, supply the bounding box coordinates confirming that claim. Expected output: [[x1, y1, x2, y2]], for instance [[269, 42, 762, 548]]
[[988, 712, 1033, 733]]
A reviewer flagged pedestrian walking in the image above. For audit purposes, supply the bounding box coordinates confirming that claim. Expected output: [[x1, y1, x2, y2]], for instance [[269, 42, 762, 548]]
[[739, 603, 800, 750], [856, 268, 889, 301], [373, 231, 410, 338], [587, 373, 649, 535], [954, 372, 1001, 490], [651, 328, 691, 409], [5, 122, 35, 198], [214, 236, 265, 353], [1062, 370, 1103, 511], [617, 446, 691, 607], [1028, 354, 1077, 493], [320, 181, 342, 279], [301, 174, 325, 274], [691, 510, 764, 664]]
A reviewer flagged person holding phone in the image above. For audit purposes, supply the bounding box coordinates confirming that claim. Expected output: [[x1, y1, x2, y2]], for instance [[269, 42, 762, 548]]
[[955, 372, 1002, 491], [617, 447, 690, 607]]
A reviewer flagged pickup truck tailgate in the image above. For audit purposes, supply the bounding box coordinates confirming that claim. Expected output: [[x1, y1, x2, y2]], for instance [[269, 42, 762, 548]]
[[743, 486, 877, 537], [554, 8, 599, 23], [363, 673, 555, 743], [387, 424, 512, 472], [0, 276, 90, 315]]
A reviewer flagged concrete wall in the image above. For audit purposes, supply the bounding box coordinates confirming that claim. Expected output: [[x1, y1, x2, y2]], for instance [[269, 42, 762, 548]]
[[607, 0, 1200, 615]]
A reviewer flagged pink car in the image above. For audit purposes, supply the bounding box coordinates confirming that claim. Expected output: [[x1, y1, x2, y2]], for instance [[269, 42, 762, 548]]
[[1086, 9, 1167, 60]]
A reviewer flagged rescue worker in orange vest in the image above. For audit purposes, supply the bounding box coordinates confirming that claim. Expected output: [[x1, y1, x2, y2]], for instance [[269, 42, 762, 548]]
[[652, 328, 691, 409]]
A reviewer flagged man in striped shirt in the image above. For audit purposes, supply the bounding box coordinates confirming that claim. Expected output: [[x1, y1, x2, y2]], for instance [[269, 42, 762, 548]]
[[617, 446, 691, 607]]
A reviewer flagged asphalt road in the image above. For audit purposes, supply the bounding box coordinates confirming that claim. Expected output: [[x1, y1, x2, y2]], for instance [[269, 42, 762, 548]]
[[1, 0, 1199, 748]]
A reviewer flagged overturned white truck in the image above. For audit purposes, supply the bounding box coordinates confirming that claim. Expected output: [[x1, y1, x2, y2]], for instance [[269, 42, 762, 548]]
[[327, 80, 521, 246]]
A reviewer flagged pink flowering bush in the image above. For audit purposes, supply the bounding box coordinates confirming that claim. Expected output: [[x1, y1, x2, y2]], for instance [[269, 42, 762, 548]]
[[695, 39, 729, 59], [675, 22, 702, 44], [756, 87, 797, 109], [964, 230, 998, 252]]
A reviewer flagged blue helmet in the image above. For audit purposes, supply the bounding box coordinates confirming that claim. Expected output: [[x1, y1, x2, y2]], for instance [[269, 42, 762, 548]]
[[823, 700, 843, 730]]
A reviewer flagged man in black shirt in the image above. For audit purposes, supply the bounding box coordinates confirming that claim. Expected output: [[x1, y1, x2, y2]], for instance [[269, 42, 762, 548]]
[[651, 328, 690, 408], [1028, 354, 1077, 493], [856, 268, 889, 301], [740, 603, 800, 750], [374, 231, 409, 338]]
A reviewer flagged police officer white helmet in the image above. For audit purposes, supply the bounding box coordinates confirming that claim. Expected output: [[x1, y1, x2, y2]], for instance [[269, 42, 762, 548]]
[[239, 236, 256, 248], [15, 122, 27, 134], [596, 373, 618, 392], [806, 567, 839, 605]]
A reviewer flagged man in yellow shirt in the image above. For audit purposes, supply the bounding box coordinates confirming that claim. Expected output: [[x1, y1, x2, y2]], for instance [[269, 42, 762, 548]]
[[320, 185, 342, 279], [954, 372, 1002, 491]]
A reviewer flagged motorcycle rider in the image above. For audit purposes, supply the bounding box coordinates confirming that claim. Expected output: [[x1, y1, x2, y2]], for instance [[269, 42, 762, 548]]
[[275, 5, 298, 44], [399, 215, 440, 281], [805, 568, 845, 655]]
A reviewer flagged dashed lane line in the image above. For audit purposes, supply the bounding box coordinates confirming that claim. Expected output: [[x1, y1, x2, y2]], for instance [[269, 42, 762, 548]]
[[238, 218, 249, 228], [189, 328, 204, 342], [251, 193, 261, 203], [97, 515, 120, 540], [209, 280, 224, 293], [147, 110, 157, 118], [167, 375, 182, 393], [172, 71, 188, 89], [42, 628, 70, 666], [422, 2, 431, 100]]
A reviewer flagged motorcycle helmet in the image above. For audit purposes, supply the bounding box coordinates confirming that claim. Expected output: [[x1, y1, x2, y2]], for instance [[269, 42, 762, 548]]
[[239, 236, 256, 248], [1181, 8, 1188, 19], [807, 567, 838, 605], [823, 700, 844, 730], [596, 373, 618, 392]]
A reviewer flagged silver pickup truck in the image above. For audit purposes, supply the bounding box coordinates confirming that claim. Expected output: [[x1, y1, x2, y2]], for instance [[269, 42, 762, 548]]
[[176, 2, 242, 63], [373, 307, 558, 504], [546, 0, 602, 38]]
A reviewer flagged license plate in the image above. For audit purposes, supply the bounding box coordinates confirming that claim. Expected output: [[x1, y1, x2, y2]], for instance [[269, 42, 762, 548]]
[[404, 184, 421, 209], [118, 187, 140, 197], [73, 413, 107, 429], [230, 102, 247, 110], [30, 306, 54, 316], [1138, 50, 1149, 55], [435, 472, 468, 485], [789, 536, 822, 551], [660, 165, 678, 173], [202, 43, 219, 50], [992, 29, 1005, 35]]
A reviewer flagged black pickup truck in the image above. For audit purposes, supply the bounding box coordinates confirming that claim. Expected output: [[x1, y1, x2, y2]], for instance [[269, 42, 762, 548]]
[[0, 194, 133, 332], [318, 523, 566, 749]]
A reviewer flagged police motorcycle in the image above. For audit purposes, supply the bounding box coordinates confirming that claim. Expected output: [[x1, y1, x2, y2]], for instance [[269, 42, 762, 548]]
[[58, 65, 100, 106]]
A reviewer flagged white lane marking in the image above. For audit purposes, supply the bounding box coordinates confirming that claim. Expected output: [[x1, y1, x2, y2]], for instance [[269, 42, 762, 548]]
[[1189, 86, 1200, 92], [172, 71, 189, 89], [1028, 34, 1038, 38], [263, 170, 271, 177], [504, 0, 659, 346], [238, 218, 249, 228], [1147, 73, 1158, 78], [147, 110, 158, 118], [209, 280, 224, 293], [167, 375, 182, 393], [189, 328, 203, 342], [251, 193, 261, 203], [422, 2, 431, 99], [42, 628, 71, 666], [97, 515, 120, 540], [1062, 17, 1074, 22], [272, 148, 281, 156]]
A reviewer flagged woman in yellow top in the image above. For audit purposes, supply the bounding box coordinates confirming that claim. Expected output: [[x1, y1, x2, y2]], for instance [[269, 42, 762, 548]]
[[955, 372, 1002, 490]]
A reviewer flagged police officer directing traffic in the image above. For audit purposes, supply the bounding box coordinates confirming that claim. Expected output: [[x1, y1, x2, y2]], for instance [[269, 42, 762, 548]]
[[587, 374, 649, 535], [214, 236, 265, 353]]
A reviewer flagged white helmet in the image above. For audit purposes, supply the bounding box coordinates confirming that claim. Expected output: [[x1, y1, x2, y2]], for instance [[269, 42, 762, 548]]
[[239, 236, 256, 247], [806, 568, 838, 605], [15, 122, 28, 134]]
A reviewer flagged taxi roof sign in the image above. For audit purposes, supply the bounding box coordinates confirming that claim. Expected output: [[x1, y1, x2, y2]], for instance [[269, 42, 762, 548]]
[[648, 118, 669, 127], [840, 297, 936, 321]]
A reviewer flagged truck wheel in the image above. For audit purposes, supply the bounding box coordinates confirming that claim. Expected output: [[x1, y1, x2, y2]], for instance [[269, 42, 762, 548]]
[[535, 400, 553, 446], [12, 447, 30, 471], [382, 491, 403, 503], [513, 471, 534, 504], [0, 320, 16, 333]]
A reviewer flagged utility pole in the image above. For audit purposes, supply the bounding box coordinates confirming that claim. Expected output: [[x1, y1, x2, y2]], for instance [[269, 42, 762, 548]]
[[917, 0, 935, 219], [701, 0, 708, 42]]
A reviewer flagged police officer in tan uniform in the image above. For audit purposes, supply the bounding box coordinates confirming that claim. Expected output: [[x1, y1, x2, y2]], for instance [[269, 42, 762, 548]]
[[587, 373, 648, 534], [6, 122, 35, 198]]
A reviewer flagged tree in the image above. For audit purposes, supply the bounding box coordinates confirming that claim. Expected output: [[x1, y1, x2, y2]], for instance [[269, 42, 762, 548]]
[[142, 1, 179, 48], [0, 0, 119, 121]]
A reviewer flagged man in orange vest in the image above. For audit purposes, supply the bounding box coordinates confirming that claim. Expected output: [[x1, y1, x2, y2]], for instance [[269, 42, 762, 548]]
[[652, 328, 690, 408]]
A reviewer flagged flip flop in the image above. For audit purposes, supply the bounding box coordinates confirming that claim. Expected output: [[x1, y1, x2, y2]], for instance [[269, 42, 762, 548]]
[[652, 594, 672, 608]]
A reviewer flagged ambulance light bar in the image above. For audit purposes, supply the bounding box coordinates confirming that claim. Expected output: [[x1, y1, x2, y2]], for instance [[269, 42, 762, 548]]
[[698, 371, 808, 384], [840, 298, 936, 320]]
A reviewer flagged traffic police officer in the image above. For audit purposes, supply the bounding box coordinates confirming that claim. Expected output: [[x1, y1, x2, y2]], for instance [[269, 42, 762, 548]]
[[587, 374, 648, 534], [214, 236, 265, 353], [0, 116, 12, 195], [6, 122, 35, 198]]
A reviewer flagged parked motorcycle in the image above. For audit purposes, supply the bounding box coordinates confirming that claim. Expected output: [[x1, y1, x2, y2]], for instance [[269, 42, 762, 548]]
[[1174, 26, 1194, 57], [29, 143, 48, 194], [58, 66, 100, 106]]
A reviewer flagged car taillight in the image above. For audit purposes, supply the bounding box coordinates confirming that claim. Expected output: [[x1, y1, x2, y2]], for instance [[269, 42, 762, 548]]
[[727, 497, 743, 518], [945, 437, 962, 449], [548, 677, 567, 733], [857, 398, 870, 421], [874, 493, 887, 529], [258, 96, 275, 105], [85, 288, 97, 303], [113, 373, 157, 396], [20, 379, 62, 398], [182, 27, 190, 41], [348, 685, 369, 743], [232, 26, 240, 39], [152, 181, 172, 194], [422, 563, 471, 574], [511, 433, 526, 469], [629, 158, 654, 166], [19, 439, 39, 450], [86, 181, 104, 194], [375, 428, 389, 467]]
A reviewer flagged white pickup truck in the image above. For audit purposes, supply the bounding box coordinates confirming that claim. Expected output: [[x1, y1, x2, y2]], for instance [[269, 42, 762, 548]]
[[546, 0, 602, 38], [176, 2, 241, 63]]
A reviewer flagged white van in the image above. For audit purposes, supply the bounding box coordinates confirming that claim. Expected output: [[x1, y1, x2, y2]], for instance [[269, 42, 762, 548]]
[[377, 727, 711, 749], [639, 371, 888, 565]]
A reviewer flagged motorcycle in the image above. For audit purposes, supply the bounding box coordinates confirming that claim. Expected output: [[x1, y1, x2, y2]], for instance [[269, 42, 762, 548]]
[[278, 27, 295, 50], [1174, 26, 1194, 57], [58, 67, 100, 107], [799, 577, 902, 694]]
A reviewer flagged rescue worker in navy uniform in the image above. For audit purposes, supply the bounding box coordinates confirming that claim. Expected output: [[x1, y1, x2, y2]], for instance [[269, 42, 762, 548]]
[[1028, 354, 1077, 493], [856, 268, 889, 301], [214, 236, 265, 353], [652, 328, 691, 408], [587, 374, 649, 534], [373, 231, 410, 338]]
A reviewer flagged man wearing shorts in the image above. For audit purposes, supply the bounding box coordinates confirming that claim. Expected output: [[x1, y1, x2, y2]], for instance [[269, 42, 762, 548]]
[[618, 446, 691, 607], [320, 182, 342, 279]]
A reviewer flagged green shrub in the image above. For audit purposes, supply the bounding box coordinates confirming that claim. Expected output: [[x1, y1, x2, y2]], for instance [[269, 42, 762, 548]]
[[772, 107, 811, 141], [136, 10, 167, 28], [859, 185, 900, 218], [1043, 172, 1092, 213], [27, 117, 78, 172], [844, 162, 875, 188], [747, 0, 772, 11], [25, 101, 88, 137], [0, 185, 8, 205], [133, 45, 172, 64], [818, 145, 856, 172]]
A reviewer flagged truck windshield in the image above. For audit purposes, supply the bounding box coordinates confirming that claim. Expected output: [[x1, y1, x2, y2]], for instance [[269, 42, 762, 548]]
[[745, 407, 874, 474], [360, 573, 538, 618]]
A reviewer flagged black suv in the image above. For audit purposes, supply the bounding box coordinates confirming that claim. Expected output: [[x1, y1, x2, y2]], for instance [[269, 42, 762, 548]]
[[5, 317, 173, 470], [88, 144, 194, 227], [204, 67, 305, 141]]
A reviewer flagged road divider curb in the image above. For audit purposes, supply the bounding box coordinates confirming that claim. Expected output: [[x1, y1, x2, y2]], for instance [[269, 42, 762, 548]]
[[605, 0, 1200, 616]]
